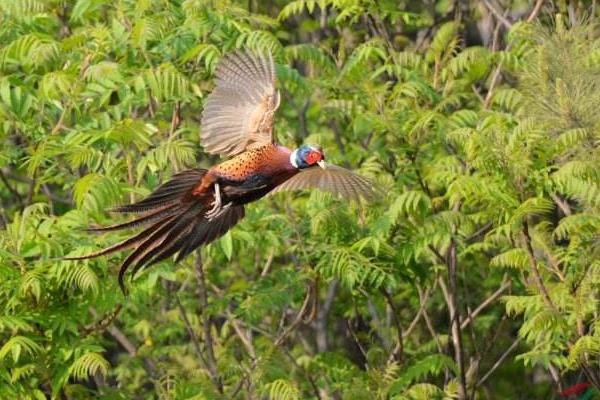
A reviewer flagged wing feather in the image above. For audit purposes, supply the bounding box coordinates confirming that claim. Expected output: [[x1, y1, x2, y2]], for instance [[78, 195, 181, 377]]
[[270, 164, 377, 202], [201, 50, 279, 156]]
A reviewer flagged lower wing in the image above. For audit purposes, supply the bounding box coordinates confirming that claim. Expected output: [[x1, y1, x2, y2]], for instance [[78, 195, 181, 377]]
[[269, 163, 378, 202]]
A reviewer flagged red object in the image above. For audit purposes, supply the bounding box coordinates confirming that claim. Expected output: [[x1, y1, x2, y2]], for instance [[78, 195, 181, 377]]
[[560, 382, 591, 397]]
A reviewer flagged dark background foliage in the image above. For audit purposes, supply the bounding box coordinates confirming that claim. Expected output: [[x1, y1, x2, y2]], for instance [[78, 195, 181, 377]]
[[0, 0, 599, 399]]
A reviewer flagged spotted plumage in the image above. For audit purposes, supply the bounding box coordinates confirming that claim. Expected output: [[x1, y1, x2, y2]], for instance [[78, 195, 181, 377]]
[[211, 144, 291, 180], [68, 50, 378, 293]]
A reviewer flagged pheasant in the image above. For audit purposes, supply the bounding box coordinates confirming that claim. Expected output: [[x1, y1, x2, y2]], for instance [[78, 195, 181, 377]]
[[68, 50, 377, 293]]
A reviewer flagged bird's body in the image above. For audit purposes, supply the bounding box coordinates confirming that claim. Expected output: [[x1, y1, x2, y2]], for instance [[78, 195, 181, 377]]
[[194, 143, 297, 205], [68, 50, 377, 292]]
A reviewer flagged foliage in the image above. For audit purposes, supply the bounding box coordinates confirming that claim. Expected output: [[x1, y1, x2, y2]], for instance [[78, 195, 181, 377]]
[[0, 0, 599, 399]]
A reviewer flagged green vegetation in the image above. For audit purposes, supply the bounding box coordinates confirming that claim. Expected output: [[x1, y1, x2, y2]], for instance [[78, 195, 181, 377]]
[[1, 0, 599, 398]]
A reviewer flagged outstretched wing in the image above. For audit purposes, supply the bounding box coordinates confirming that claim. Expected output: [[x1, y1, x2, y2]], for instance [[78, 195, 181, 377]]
[[270, 163, 377, 202], [200, 50, 280, 157]]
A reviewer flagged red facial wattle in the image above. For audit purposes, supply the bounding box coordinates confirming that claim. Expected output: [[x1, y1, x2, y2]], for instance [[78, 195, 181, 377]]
[[306, 151, 322, 165]]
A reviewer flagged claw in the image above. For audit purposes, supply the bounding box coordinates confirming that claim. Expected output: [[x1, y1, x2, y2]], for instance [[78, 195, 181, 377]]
[[207, 202, 232, 220], [206, 183, 229, 220]]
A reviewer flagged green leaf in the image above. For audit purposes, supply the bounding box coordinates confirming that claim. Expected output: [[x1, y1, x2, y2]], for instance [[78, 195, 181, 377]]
[[220, 231, 233, 261]]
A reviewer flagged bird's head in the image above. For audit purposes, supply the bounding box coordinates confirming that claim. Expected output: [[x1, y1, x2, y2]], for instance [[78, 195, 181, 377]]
[[291, 145, 326, 170]]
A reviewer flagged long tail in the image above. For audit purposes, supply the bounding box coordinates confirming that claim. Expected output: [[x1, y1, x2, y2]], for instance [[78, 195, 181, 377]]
[[66, 169, 245, 294]]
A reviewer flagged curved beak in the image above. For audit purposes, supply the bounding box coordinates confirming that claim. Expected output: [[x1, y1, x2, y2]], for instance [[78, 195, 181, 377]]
[[317, 160, 327, 169]]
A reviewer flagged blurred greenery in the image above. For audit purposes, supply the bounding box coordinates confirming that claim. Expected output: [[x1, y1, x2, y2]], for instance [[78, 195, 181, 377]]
[[0, 0, 599, 399]]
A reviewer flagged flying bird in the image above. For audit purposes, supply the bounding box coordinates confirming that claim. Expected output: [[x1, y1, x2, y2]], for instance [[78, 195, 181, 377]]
[[68, 50, 377, 293]]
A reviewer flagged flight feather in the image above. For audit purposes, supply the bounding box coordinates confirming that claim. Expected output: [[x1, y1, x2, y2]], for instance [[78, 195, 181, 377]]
[[200, 50, 279, 156]]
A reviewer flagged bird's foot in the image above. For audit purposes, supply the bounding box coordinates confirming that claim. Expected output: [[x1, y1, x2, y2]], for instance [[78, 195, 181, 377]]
[[206, 183, 231, 220], [206, 202, 232, 220]]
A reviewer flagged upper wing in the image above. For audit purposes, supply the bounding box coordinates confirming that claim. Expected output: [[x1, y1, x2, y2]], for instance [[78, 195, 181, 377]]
[[270, 163, 377, 202], [200, 50, 280, 157]]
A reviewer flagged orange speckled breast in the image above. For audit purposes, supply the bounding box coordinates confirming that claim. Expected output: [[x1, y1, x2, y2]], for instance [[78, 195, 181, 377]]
[[212, 144, 293, 181]]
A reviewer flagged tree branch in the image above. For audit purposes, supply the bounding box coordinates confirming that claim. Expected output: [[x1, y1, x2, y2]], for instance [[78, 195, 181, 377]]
[[90, 308, 158, 378], [381, 288, 405, 362], [527, 0, 545, 22], [314, 279, 338, 352], [465, 222, 493, 244], [169, 101, 181, 136], [194, 253, 223, 394], [274, 281, 313, 347], [0, 168, 23, 205], [446, 239, 468, 399], [476, 337, 521, 387], [175, 295, 210, 369], [522, 221, 558, 312], [481, 0, 513, 28], [461, 277, 511, 330]]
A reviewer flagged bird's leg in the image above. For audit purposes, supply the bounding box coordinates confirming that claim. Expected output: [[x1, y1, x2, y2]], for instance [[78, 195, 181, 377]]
[[206, 182, 222, 216], [206, 183, 226, 220]]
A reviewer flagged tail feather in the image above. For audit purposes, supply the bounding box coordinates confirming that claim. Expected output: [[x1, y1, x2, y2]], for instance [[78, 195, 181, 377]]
[[129, 226, 194, 280], [111, 169, 206, 214], [111, 186, 192, 213], [111, 202, 180, 215], [68, 168, 246, 294], [65, 215, 178, 261], [116, 202, 246, 294], [125, 202, 204, 282], [116, 207, 196, 293], [175, 205, 245, 262], [86, 204, 179, 233]]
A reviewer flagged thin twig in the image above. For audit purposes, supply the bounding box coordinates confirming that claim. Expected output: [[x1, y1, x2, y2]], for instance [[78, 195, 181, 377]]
[[0, 168, 23, 204], [381, 288, 405, 362], [548, 364, 564, 392], [481, 0, 513, 28], [385, 284, 435, 363], [25, 173, 36, 206], [484, 63, 503, 109], [461, 278, 511, 330], [446, 239, 468, 399], [126, 151, 135, 203], [422, 305, 444, 355], [194, 253, 223, 394], [2, 169, 72, 205], [169, 101, 181, 136], [522, 221, 558, 312], [476, 337, 521, 387], [527, 0, 545, 22], [90, 308, 158, 378], [314, 279, 338, 352], [465, 222, 493, 244], [175, 295, 209, 368], [84, 305, 123, 335], [428, 244, 446, 265], [260, 250, 274, 277], [274, 282, 313, 347], [403, 287, 430, 339], [346, 319, 369, 370], [226, 309, 257, 362]]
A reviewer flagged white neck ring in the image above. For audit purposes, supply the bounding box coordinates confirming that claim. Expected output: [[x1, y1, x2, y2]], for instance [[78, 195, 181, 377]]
[[290, 149, 299, 168]]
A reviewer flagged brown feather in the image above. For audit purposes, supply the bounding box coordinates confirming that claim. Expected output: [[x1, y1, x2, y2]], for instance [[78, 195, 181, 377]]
[[269, 163, 378, 201], [86, 204, 179, 233], [200, 50, 279, 157], [68, 167, 247, 294], [65, 215, 179, 261], [112, 169, 206, 214]]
